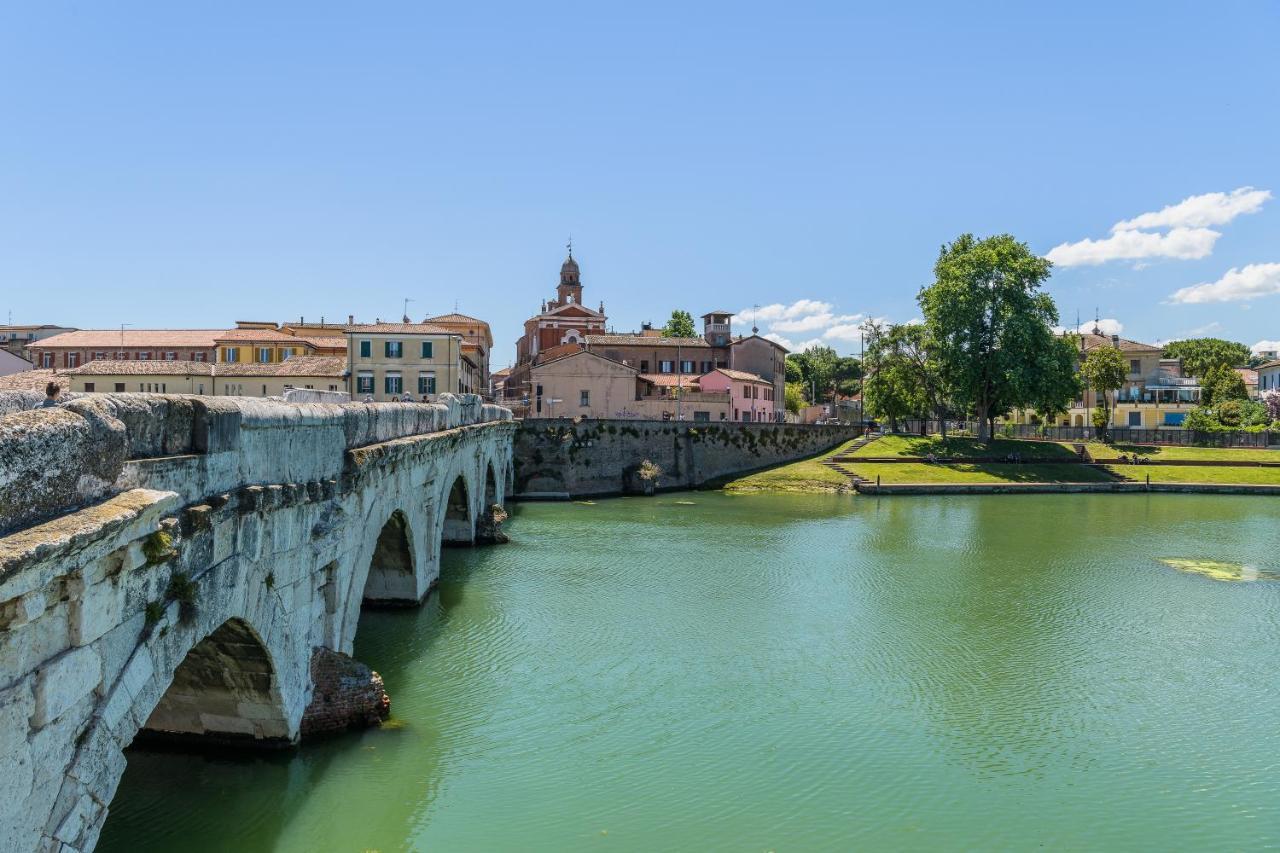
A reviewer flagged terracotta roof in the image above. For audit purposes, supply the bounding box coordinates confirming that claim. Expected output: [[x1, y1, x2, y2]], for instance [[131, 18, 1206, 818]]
[[640, 373, 700, 388], [218, 356, 347, 377], [0, 369, 68, 392], [32, 329, 222, 349], [1257, 359, 1280, 371], [585, 334, 710, 348], [491, 366, 512, 378], [0, 324, 72, 332], [534, 348, 636, 372], [1235, 368, 1258, 385], [1075, 332, 1162, 353], [731, 333, 789, 353], [290, 335, 348, 350], [214, 329, 307, 343], [711, 367, 769, 383], [534, 342, 584, 364], [63, 360, 216, 377], [423, 313, 491, 327], [344, 323, 454, 335]]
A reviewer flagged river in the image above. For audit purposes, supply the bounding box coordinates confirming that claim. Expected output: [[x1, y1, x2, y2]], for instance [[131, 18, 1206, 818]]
[[97, 492, 1280, 851]]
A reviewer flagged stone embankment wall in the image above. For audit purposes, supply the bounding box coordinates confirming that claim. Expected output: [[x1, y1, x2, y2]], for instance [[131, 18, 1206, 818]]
[[513, 419, 861, 498], [0, 393, 514, 853]]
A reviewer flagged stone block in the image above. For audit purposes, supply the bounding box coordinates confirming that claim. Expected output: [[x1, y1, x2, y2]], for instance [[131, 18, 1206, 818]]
[[70, 577, 124, 647], [32, 647, 102, 728]]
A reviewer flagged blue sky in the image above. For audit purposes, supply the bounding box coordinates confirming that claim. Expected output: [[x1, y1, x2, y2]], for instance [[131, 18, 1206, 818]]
[[2, 2, 1279, 363]]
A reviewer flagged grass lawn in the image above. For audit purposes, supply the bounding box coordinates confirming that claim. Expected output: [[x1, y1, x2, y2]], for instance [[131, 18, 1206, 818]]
[[722, 439, 860, 493], [1078, 441, 1280, 463], [846, 461, 1114, 485], [1107, 465, 1280, 485], [851, 434, 1079, 460]]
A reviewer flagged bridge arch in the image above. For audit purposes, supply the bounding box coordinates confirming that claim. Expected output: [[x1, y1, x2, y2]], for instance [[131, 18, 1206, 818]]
[[441, 473, 474, 545], [361, 509, 417, 604]]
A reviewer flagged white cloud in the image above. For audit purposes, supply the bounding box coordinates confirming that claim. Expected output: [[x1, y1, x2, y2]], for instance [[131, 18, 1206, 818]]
[[734, 299, 832, 326], [1054, 318, 1125, 336], [1252, 340, 1280, 354], [1187, 321, 1223, 336], [1168, 262, 1280, 304], [771, 311, 864, 333], [1046, 227, 1219, 267], [1046, 186, 1270, 268], [822, 323, 865, 343], [1113, 187, 1272, 232]]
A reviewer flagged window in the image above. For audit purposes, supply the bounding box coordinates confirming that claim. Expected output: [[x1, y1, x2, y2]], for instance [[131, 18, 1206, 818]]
[[282, 349, 294, 360], [84, 382, 95, 392], [418, 372, 436, 395], [41, 353, 53, 368], [536, 383, 543, 413], [694, 411, 710, 422], [700, 361, 711, 373], [385, 373, 403, 395], [1129, 359, 1141, 374], [66, 353, 78, 368], [659, 360, 674, 373], [114, 383, 125, 392], [580, 389, 590, 407], [359, 340, 372, 358], [680, 360, 694, 373], [224, 347, 239, 363], [742, 386, 750, 398], [385, 341, 403, 358], [421, 341, 433, 359], [640, 360, 649, 372], [257, 347, 272, 363], [92, 351, 105, 361], [357, 373, 374, 394], [1127, 411, 1142, 427], [193, 352, 207, 362], [137, 352, 149, 360], [164, 351, 177, 361]]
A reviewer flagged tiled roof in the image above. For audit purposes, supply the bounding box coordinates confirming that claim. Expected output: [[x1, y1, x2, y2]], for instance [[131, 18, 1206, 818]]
[[344, 323, 454, 335], [63, 360, 216, 376], [1235, 368, 1258, 385], [640, 373, 700, 388], [289, 336, 348, 350], [585, 334, 710, 348], [1075, 332, 1162, 353], [0, 369, 68, 391], [534, 343, 585, 364], [711, 367, 769, 383], [32, 329, 222, 349], [1257, 359, 1280, 371], [423, 313, 491, 327], [218, 356, 347, 377], [731, 333, 789, 353], [491, 366, 512, 378], [214, 329, 304, 343]]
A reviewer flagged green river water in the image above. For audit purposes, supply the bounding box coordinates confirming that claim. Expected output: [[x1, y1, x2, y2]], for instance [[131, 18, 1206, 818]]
[[98, 493, 1280, 851]]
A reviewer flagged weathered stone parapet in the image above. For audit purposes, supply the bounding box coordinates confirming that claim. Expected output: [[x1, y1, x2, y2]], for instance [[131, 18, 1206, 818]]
[[299, 647, 391, 738]]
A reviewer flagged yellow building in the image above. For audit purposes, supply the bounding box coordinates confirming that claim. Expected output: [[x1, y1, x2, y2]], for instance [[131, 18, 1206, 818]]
[[345, 322, 462, 402], [423, 313, 493, 393], [216, 329, 316, 365]]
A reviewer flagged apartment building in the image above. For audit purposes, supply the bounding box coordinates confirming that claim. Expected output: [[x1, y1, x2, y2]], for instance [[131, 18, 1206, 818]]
[[344, 322, 461, 401]]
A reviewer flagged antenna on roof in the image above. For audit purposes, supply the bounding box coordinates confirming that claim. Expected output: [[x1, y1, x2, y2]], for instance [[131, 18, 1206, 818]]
[[402, 297, 415, 324], [752, 304, 760, 335]]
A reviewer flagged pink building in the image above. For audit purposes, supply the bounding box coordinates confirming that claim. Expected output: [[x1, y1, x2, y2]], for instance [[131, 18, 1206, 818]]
[[698, 368, 776, 422]]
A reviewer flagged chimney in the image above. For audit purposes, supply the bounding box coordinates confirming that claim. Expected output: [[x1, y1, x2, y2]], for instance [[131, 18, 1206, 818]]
[[1111, 334, 1119, 346], [348, 314, 354, 325]]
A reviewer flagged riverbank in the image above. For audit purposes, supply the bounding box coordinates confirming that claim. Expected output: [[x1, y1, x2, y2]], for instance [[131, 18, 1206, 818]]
[[721, 439, 861, 493]]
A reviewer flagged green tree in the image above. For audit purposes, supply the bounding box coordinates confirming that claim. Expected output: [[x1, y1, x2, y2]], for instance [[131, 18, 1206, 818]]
[[1080, 345, 1127, 435], [1031, 335, 1082, 427], [1162, 338, 1251, 377], [1200, 365, 1248, 406], [784, 382, 806, 415], [833, 355, 863, 397], [662, 310, 697, 338], [786, 345, 841, 403], [919, 233, 1063, 443], [862, 323, 927, 432]]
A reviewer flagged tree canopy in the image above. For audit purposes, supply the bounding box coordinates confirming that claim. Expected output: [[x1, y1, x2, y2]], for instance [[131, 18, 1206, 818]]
[[1200, 364, 1249, 406], [1162, 338, 1251, 377], [785, 345, 861, 403], [662, 310, 697, 338], [919, 233, 1069, 442], [1080, 345, 1127, 428]]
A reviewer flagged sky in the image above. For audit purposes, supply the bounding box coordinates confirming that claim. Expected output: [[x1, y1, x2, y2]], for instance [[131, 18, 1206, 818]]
[[2, 2, 1279, 363]]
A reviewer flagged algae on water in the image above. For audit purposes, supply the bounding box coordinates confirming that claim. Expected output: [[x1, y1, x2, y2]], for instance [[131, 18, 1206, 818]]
[[1159, 558, 1279, 583]]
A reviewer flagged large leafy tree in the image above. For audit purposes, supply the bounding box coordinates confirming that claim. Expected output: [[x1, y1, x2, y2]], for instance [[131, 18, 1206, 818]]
[[1031, 335, 1083, 426], [786, 345, 860, 403], [662, 310, 697, 338], [1200, 364, 1248, 406], [1080, 345, 1127, 432], [1163, 338, 1251, 377], [862, 325, 925, 432], [863, 320, 951, 436], [919, 233, 1064, 442]]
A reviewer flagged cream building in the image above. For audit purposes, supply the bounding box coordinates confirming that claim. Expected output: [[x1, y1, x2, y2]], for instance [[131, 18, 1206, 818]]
[[62, 356, 347, 397], [528, 348, 733, 421], [345, 323, 462, 402], [423, 313, 494, 393]]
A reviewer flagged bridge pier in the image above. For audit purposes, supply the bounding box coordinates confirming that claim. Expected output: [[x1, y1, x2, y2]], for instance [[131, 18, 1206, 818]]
[[0, 393, 515, 852]]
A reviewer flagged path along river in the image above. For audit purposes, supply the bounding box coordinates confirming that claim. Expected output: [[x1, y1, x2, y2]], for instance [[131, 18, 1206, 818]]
[[98, 493, 1280, 851]]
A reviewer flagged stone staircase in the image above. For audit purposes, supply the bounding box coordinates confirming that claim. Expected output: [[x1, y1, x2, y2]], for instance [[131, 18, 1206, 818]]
[[820, 432, 882, 488]]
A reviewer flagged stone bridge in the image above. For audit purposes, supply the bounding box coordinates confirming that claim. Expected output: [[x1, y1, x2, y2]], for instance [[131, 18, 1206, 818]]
[[0, 392, 515, 852]]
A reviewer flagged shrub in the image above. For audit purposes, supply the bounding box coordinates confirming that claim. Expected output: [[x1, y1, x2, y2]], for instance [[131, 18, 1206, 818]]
[[638, 459, 662, 481]]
